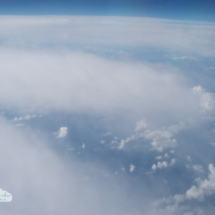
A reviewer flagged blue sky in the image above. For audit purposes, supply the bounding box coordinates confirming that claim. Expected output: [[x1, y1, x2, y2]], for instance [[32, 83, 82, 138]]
[[0, 0, 214, 21]]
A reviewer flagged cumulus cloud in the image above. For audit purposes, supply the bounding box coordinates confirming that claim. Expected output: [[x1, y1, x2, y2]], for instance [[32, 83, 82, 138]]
[[192, 86, 215, 111], [0, 44, 213, 142], [117, 92, 214, 150], [132, 121, 186, 151], [151, 194, 205, 215], [153, 164, 215, 213], [134, 119, 147, 132], [152, 159, 176, 170], [142, 122, 187, 151], [186, 164, 215, 201], [118, 135, 137, 149], [55, 127, 68, 138]]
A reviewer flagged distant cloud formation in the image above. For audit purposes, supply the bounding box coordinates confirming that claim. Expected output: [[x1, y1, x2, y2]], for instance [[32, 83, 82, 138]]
[[0, 16, 214, 56], [55, 127, 68, 138]]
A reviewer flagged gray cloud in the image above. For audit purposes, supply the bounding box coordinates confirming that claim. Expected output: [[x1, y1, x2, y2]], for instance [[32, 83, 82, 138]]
[[0, 48, 213, 127]]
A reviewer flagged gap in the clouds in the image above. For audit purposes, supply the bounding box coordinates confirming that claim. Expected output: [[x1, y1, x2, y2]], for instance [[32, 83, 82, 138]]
[[1, 108, 188, 198]]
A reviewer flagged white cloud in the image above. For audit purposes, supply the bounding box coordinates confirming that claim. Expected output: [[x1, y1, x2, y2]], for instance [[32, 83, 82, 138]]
[[164, 153, 169, 158], [140, 123, 182, 152], [172, 55, 197, 60], [0, 49, 185, 114], [118, 135, 137, 149], [118, 119, 198, 151], [156, 156, 162, 160], [55, 127, 68, 138], [13, 115, 37, 121], [170, 158, 176, 165], [157, 161, 168, 169], [192, 86, 215, 111], [151, 194, 206, 215], [152, 164, 157, 170], [154, 164, 215, 213], [118, 140, 125, 150], [135, 119, 147, 132], [186, 164, 204, 173], [152, 159, 176, 170], [130, 164, 135, 172], [153, 194, 185, 207], [119, 101, 214, 150], [186, 164, 215, 201]]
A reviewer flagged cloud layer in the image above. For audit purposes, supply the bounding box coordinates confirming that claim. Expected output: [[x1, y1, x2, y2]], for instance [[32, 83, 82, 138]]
[[0, 16, 214, 56], [0, 16, 215, 215]]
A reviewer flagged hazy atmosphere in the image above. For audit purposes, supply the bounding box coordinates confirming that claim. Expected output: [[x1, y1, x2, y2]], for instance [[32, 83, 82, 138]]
[[0, 1, 215, 215]]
